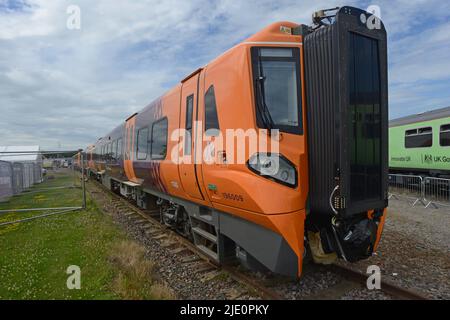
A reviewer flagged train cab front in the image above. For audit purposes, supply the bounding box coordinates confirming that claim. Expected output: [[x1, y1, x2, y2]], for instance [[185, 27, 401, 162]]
[[302, 6, 389, 264], [188, 6, 388, 278], [215, 6, 388, 276]]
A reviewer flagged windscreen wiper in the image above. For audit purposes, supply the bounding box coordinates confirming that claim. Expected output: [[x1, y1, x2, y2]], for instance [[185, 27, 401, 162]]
[[255, 75, 275, 132]]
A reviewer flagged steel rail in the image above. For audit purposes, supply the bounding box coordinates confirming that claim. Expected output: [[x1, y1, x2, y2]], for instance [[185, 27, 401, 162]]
[[331, 264, 430, 300]]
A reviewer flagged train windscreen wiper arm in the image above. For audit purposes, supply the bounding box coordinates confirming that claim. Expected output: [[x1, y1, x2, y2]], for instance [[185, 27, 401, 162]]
[[255, 75, 275, 132]]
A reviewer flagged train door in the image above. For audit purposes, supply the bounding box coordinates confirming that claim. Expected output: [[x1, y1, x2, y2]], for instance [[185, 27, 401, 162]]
[[179, 71, 204, 200], [197, 72, 225, 205], [124, 114, 138, 182]]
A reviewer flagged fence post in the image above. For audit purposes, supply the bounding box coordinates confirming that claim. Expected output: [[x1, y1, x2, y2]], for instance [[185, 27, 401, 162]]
[[72, 154, 76, 187], [81, 151, 86, 209], [413, 176, 426, 207]]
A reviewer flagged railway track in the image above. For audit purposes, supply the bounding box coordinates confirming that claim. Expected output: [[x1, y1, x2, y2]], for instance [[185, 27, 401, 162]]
[[89, 180, 281, 299], [88, 178, 430, 301], [328, 264, 429, 300]]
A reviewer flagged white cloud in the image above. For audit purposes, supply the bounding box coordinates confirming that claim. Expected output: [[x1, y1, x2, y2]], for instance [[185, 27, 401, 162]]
[[389, 21, 450, 84], [0, 0, 449, 149], [0, 0, 63, 39]]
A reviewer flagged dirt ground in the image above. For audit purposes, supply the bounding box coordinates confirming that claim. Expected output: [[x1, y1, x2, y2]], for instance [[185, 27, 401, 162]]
[[387, 199, 450, 252], [339, 198, 450, 299]]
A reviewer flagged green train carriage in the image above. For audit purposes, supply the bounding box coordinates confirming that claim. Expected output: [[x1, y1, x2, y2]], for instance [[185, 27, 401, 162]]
[[389, 106, 450, 177]]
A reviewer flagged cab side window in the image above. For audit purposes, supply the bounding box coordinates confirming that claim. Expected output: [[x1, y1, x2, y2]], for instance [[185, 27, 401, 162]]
[[185, 95, 194, 155], [204, 85, 220, 135]]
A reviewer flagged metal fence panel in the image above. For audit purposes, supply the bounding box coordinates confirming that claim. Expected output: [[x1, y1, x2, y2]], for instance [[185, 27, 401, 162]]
[[389, 174, 450, 208], [0, 150, 86, 228], [0, 161, 13, 202], [12, 163, 24, 195], [423, 177, 450, 208], [22, 163, 32, 189], [28, 163, 35, 186], [388, 174, 424, 206], [22, 163, 28, 189], [33, 163, 42, 184]]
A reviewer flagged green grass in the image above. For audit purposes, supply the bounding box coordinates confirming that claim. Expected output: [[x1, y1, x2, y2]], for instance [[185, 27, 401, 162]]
[[0, 170, 171, 300]]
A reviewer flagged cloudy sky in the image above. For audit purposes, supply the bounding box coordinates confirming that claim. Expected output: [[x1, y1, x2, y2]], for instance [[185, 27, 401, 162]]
[[0, 0, 449, 150]]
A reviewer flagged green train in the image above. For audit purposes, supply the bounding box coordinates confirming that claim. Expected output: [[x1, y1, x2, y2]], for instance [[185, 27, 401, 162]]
[[389, 106, 450, 177]]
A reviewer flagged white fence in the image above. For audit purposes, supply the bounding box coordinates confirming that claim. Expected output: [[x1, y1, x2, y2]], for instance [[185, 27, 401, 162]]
[[389, 174, 450, 208], [423, 177, 450, 208]]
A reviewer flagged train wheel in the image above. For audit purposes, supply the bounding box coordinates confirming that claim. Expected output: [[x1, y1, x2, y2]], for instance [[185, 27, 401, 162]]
[[179, 209, 193, 242]]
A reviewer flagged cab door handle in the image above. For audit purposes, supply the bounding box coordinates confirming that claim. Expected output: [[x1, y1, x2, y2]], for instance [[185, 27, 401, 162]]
[[218, 151, 228, 167]]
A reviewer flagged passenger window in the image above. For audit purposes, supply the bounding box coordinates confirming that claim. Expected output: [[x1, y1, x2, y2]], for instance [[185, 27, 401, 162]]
[[117, 138, 123, 159], [185, 95, 194, 155], [137, 128, 149, 160], [204, 85, 220, 135], [112, 140, 118, 161], [440, 124, 450, 147], [405, 127, 432, 148], [151, 118, 168, 160]]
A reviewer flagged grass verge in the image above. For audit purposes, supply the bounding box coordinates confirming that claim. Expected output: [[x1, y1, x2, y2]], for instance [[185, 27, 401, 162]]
[[0, 169, 172, 300], [109, 241, 173, 299]]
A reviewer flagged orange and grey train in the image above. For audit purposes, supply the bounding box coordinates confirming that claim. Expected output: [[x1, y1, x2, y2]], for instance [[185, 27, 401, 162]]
[[83, 7, 389, 277]]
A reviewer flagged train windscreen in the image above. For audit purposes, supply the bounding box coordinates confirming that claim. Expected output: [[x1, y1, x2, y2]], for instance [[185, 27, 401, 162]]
[[348, 32, 382, 203]]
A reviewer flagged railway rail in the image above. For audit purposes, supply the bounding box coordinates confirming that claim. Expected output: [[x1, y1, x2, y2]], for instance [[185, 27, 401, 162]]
[[88, 178, 430, 301], [329, 264, 429, 300]]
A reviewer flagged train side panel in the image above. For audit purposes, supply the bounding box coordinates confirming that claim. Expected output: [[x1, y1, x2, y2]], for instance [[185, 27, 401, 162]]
[[390, 116, 450, 174], [199, 41, 308, 215]]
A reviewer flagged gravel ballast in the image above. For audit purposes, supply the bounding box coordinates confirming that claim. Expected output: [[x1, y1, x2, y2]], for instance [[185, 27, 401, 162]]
[[337, 199, 450, 300], [89, 181, 447, 300]]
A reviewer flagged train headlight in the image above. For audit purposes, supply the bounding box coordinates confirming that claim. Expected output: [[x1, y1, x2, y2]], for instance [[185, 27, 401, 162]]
[[247, 153, 297, 188]]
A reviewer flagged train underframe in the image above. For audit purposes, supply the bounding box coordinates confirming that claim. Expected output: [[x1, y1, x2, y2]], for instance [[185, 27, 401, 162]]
[[89, 169, 301, 277], [88, 169, 384, 278]]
